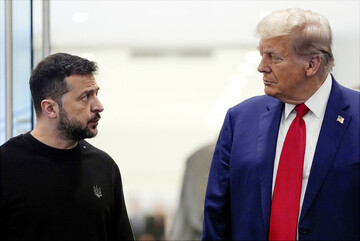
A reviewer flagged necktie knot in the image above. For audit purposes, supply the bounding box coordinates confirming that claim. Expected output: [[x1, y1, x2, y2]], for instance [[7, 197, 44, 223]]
[[295, 104, 309, 118]]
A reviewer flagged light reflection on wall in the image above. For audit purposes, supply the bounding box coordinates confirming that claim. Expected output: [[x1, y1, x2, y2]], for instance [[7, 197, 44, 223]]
[[205, 51, 261, 131]]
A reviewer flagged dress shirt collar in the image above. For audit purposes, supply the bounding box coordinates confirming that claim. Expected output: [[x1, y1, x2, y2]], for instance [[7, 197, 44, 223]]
[[284, 74, 332, 120]]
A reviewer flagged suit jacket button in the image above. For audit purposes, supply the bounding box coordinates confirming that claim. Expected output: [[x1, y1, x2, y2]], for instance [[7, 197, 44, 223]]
[[300, 229, 311, 235]]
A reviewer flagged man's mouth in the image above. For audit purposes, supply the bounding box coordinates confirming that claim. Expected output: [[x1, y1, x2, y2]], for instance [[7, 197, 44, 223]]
[[263, 79, 276, 85], [89, 114, 101, 124]]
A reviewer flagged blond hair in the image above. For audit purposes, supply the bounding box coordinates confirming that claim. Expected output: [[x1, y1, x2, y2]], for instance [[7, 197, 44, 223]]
[[256, 8, 334, 75]]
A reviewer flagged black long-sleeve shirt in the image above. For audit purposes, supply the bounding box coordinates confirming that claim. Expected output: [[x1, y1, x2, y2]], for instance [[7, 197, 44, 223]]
[[0, 132, 134, 240]]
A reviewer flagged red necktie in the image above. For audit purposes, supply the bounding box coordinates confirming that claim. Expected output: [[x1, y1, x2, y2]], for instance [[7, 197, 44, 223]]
[[269, 104, 309, 240]]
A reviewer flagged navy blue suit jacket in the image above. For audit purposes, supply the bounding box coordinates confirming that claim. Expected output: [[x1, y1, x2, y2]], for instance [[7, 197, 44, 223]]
[[202, 76, 359, 240]]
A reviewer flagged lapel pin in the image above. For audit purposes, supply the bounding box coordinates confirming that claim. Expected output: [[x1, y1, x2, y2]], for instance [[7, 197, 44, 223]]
[[336, 115, 344, 124]]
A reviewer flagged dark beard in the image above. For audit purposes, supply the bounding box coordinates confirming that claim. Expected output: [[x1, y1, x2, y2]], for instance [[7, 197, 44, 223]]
[[58, 107, 98, 142]]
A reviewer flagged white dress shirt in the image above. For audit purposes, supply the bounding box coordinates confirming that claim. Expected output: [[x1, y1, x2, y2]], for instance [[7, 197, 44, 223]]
[[271, 74, 332, 236]]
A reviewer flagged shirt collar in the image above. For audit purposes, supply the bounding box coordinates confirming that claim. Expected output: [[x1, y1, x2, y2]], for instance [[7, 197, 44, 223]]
[[284, 74, 332, 120]]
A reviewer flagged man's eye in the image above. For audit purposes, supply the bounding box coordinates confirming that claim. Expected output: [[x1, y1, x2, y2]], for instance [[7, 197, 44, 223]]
[[271, 55, 283, 62], [82, 94, 90, 100]]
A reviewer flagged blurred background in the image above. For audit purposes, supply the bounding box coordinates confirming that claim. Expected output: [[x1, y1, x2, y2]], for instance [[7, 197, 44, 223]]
[[1, 0, 359, 240]]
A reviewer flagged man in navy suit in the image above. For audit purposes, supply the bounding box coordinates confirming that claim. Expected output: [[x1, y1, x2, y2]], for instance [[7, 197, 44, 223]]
[[202, 8, 359, 240]]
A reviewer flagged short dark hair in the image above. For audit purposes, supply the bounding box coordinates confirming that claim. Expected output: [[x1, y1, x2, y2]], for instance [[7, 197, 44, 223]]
[[30, 53, 98, 115]]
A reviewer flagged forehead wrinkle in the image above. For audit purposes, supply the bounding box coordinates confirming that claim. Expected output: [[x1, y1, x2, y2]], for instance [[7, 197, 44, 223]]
[[260, 46, 282, 55], [66, 78, 99, 97], [82, 86, 100, 95], [77, 76, 99, 89]]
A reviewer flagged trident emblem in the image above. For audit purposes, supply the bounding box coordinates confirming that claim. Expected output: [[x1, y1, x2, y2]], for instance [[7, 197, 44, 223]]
[[93, 185, 102, 198]]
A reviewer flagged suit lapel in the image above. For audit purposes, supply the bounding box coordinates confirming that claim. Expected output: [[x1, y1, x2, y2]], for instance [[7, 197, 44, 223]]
[[256, 99, 283, 234], [299, 78, 352, 222]]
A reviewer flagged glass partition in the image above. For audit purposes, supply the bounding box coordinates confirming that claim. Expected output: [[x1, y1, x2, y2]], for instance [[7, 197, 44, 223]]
[[0, 0, 32, 145], [12, 0, 32, 137], [0, 0, 5, 143]]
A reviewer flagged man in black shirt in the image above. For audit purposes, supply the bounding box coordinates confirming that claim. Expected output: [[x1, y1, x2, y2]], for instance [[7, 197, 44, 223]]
[[0, 53, 134, 240]]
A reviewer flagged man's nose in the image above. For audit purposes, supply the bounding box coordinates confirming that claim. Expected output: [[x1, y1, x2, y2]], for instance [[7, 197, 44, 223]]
[[257, 57, 271, 73], [92, 96, 104, 113]]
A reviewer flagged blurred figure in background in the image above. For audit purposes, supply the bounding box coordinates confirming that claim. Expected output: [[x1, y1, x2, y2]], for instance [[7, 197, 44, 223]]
[[130, 200, 166, 241], [129, 198, 147, 240], [144, 205, 165, 241], [168, 142, 215, 240]]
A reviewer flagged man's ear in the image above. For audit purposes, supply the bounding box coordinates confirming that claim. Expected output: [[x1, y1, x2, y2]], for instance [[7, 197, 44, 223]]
[[40, 99, 59, 119], [306, 56, 321, 77]]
